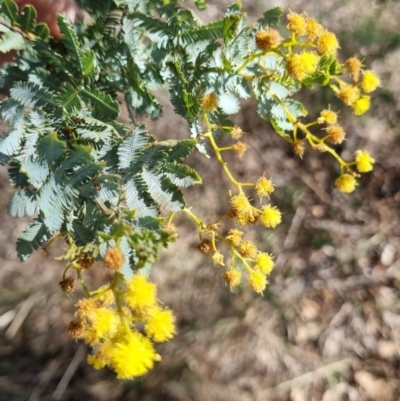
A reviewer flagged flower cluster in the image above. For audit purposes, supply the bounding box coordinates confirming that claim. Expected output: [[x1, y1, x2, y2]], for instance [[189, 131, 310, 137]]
[[184, 125, 281, 295], [252, 12, 379, 194], [284, 12, 339, 82], [68, 258, 176, 379], [281, 12, 380, 117]]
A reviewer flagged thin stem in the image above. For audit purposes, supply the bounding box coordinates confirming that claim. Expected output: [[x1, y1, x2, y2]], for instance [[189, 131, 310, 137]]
[[75, 268, 91, 297], [0, 20, 33, 40], [202, 132, 243, 190]]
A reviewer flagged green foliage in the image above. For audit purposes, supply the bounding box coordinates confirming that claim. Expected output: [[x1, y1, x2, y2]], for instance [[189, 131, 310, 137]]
[[0, 0, 380, 381]]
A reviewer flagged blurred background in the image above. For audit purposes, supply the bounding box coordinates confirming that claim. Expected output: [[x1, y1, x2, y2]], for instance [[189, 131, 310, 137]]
[[1, 0, 400, 400]]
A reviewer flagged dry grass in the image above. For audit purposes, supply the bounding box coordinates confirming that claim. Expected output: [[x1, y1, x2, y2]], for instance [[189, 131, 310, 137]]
[[1, 0, 400, 400]]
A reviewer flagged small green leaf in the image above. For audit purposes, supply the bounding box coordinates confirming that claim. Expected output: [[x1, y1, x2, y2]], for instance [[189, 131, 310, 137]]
[[19, 4, 37, 33], [37, 132, 67, 165]]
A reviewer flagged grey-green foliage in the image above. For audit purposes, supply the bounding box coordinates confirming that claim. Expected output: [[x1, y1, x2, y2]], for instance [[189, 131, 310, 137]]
[[0, 0, 204, 271], [0, 0, 341, 275]]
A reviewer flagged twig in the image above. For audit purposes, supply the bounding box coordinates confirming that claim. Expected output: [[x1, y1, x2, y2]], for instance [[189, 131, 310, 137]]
[[275, 206, 306, 269], [0, 309, 16, 330], [29, 359, 62, 401], [257, 358, 351, 397], [5, 292, 44, 339], [0, 20, 32, 40], [52, 345, 86, 400]]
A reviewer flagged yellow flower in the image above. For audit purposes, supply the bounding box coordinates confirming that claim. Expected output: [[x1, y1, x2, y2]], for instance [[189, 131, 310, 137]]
[[248, 271, 267, 294], [346, 57, 362, 82], [260, 205, 282, 228], [326, 125, 346, 144], [104, 247, 125, 271], [144, 307, 176, 343], [317, 30, 339, 55], [287, 52, 320, 81], [293, 140, 305, 158], [76, 298, 97, 318], [335, 174, 357, 193], [352, 96, 370, 116], [305, 18, 323, 41], [230, 193, 258, 225], [225, 229, 243, 247], [318, 109, 338, 125], [87, 354, 107, 370], [90, 308, 119, 339], [197, 239, 212, 254], [82, 326, 102, 347], [68, 320, 85, 340], [239, 240, 258, 259], [254, 252, 275, 275], [287, 12, 307, 36], [201, 93, 218, 112], [355, 150, 375, 173], [230, 126, 243, 139], [255, 28, 282, 50], [212, 251, 225, 267], [255, 176, 275, 199], [124, 275, 157, 312], [361, 70, 380, 93], [224, 269, 242, 290], [337, 84, 360, 106], [97, 284, 115, 306], [97, 342, 114, 365], [110, 331, 160, 379], [232, 141, 249, 158]]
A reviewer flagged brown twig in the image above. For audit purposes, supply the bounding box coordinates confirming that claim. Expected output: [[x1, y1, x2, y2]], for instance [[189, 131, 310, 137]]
[[0, 20, 32, 40]]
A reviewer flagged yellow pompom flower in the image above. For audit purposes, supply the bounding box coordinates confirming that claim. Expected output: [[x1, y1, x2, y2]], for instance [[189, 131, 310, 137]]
[[337, 85, 360, 106], [361, 70, 380, 93], [335, 174, 357, 193], [224, 269, 242, 290], [97, 342, 114, 365], [201, 93, 219, 112], [293, 140, 305, 158], [87, 354, 107, 370], [212, 251, 225, 267], [230, 193, 258, 225], [254, 252, 275, 275], [239, 240, 258, 259], [326, 125, 346, 145], [97, 284, 115, 306], [76, 298, 97, 318], [255, 176, 275, 199], [124, 275, 157, 312], [104, 247, 125, 271], [346, 57, 362, 82], [317, 30, 339, 55], [255, 28, 282, 50], [110, 331, 160, 379], [318, 109, 338, 125], [230, 126, 243, 139], [144, 307, 176, 343], [305, 17, 323, 41], [355, 150, 375, 173], [225, 229, 243, 247], [287, 52, 320, 81], [248, 271, 267, 294], [260, 205, 282, 228], [232, 141, 249, 158], [352, 96, 371, 116], [287, 12, 307, 36], [82, 326, 102, 347], [91, 308, 119, 339]]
